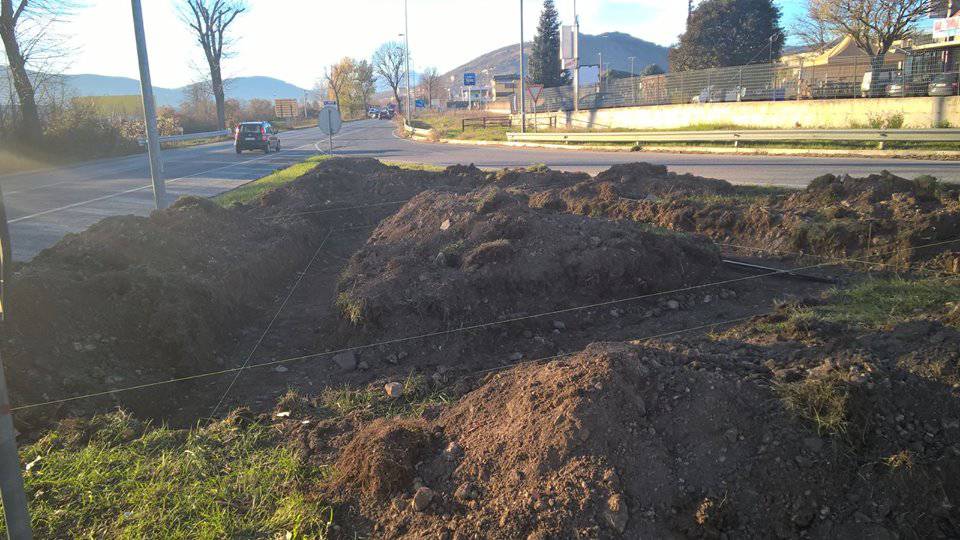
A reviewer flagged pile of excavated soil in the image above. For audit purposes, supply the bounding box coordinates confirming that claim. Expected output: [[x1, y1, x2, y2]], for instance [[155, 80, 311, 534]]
[[496, 163, 960, 271], [314, 318, 960, 539], [6, 197, 317, 422], [332, 187, 721, 348]]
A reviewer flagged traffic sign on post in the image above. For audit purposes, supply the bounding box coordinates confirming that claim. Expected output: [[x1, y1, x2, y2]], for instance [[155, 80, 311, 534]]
[[317, 105, 342, 153], [463, 73, 477, 87], [274, 98, 298, 119]]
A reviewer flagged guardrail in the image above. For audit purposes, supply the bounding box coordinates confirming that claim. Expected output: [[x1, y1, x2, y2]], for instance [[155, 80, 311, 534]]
[[462, 116, 513, 130], [138, 129, 230, 146], [506, 129, 960, 146]]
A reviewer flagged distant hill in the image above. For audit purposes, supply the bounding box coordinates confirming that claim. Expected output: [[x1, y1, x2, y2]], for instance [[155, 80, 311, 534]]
[[442, 32, 669, 87], [50, 73, 308, 107]]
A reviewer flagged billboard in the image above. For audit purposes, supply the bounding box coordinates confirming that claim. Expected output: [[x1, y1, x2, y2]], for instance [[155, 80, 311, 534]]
[[933, 15, 960, 39], [274, 98, 299, 118]]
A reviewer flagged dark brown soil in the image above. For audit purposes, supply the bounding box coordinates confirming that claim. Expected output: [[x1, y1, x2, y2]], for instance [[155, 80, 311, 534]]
[[496, 163, 960, 272], [313, 319, 960, 539], [10, 158, 959, 539], [332, 187, 721, 345]]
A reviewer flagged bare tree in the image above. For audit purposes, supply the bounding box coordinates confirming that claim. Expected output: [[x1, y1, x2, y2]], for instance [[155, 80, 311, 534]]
[[180, 0, 246, 130], [373, 41, 407, 113], [418, 67, 442, 107], [0, 0, 77, 140], [792, 9, 840, 53], [804, 0, 932, 96]]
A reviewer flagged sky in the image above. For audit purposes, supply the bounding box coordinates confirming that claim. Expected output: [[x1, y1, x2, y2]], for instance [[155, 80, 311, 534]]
[[60, 0, 804, 90]]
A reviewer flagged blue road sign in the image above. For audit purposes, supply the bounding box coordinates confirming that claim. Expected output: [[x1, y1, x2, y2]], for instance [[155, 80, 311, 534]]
[[415, 99, 427, 108], [463, 72, 477, 86]]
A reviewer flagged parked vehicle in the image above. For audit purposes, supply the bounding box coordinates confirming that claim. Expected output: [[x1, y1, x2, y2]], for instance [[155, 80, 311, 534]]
[[377, 108, 395, 120], [368, 107, 381, 119], [234, 121, 280, 154], [886, 73, 930, 97], [861, 69, 899, 97], [928, 73, 960, 96], [578, 92, 618, 109], [810, 80, 858, 100]]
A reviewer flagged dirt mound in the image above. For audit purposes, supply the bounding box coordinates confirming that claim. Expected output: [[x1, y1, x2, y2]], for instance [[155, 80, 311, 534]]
[[594, 162, 735, 198], [325, 324, 960, 539], [7, 197, 315, 422], [329, 418, 433, 506], [333, 187, 721, 346], [248, 158, 485, 228], [498, 164, 959, 270]]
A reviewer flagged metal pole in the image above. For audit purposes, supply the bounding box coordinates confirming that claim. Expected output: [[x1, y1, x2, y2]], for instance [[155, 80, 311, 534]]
[[520, 0, 526, 133], [573, 0, 579, 112], [131, 0, 166, 210], [404, 0, 412, 121], [0, 185, 32, 540]]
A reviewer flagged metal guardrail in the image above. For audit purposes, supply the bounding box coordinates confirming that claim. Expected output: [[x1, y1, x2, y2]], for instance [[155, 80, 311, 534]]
[[506, 129, 960, 145], [137, 129, 230, 146]]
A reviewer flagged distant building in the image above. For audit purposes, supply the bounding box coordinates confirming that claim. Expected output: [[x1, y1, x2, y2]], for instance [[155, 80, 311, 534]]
[[492, 74, 520, 100]]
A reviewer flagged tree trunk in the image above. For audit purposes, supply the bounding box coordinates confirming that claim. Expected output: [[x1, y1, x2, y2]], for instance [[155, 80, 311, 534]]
[[0, 17, 41, 141], [392, 87, 402, 113], [210, 63, 226, 130], [868, 54, 886, 98]]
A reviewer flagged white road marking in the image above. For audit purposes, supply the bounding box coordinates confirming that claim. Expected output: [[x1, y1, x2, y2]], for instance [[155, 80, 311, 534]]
[[9, 135, 327, 224]]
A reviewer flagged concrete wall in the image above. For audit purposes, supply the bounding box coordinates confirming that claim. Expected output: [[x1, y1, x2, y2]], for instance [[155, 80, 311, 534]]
[[533, 96, 960, 130]]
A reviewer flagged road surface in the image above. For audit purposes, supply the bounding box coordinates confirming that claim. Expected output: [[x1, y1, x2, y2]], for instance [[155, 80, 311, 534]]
[[5, 118, 959, 260]]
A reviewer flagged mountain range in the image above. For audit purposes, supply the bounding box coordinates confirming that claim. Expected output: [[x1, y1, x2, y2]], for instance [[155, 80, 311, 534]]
[[58, 74, 308, 107], [442, 32, 669, 87]]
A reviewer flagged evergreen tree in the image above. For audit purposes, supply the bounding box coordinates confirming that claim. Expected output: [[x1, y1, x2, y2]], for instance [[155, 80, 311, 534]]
[[669, 0, 784, 72], [529, 0, 569, 87]]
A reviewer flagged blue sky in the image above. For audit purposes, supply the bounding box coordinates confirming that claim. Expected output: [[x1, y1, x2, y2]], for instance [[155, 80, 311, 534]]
[[59, 0, 808, 89]]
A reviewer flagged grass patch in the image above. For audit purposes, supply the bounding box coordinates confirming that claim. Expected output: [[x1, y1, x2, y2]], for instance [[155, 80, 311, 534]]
[[9, 411, 332, 539], [778, 373, 850, 437], [382, 161, 447, 172], [215, 154, 332, 207], [320, 374, 450, 420], [791, 277, 960, 330]]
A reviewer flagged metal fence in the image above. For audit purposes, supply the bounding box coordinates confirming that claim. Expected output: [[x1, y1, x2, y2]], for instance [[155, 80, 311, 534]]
[[524, 53, 960, 113]]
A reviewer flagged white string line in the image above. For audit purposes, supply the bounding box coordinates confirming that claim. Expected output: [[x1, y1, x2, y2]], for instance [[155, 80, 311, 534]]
[[719, 242, 960, 276], [208, 229, 335, 418], [12, 234, 960, 413]]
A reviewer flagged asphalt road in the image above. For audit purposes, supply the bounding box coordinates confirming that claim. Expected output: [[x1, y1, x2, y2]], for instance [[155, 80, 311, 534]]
[[5, 118, 959, 261]]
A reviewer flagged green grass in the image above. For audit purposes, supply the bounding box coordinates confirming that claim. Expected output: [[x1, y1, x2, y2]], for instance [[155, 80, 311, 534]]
[[772, 277, 960, 332], [8, 411, 332, 539], [382, 161, 447, 172], [320, 375, 450, 420], [215, 154, 332, 207]]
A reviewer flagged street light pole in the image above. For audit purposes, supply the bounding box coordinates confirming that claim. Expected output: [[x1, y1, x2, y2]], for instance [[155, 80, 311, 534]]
[[0, 186, 33, 540], [573, 0, 579, 112], [520, 0, 526, 133], [131, 0, 166, 210], [404, 0, 412, 120]]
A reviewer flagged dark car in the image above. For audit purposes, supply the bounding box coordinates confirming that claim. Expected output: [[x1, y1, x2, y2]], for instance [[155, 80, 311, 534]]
[[928, 73, 960, 97], [235, 121, 280, 154], [377, 108, 395, 120]]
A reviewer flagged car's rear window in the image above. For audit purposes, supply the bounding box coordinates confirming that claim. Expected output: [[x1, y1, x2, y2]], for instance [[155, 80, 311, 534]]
[[240, 124, 261, 133], [933, 74, 957, 83]]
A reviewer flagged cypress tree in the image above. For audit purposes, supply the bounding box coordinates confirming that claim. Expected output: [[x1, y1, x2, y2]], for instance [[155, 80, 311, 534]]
[[529, 0, 569, 87]]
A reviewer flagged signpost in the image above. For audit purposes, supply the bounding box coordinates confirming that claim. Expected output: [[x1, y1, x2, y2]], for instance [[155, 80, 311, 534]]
[[527, 83, 544, 130], [317, 105, 342, 153], [274, 98, 299, 119], [933, 14, 960, 39], [463, 72, 477, 109]]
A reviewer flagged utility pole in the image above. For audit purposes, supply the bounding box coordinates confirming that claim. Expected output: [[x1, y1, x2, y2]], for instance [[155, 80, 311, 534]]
[[0, 185, 32, 540], [131, 0, 166, 210], [629, 56, 636, 104], [573, 0, 580, 112], [404, 0, 412, 121], [519, 0, 526, 133], [598, 52, 603, 91]]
